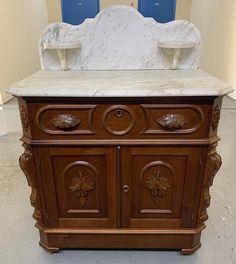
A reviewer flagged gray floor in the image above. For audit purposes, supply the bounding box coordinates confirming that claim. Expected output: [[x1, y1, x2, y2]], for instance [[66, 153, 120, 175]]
[[0, 97, 236, 264]]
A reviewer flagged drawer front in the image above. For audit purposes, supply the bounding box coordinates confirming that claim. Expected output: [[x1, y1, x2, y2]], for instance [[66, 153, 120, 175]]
[[35, 104, 97, 135], [141, 104, 207, 135], [28, 102, 212, 140]]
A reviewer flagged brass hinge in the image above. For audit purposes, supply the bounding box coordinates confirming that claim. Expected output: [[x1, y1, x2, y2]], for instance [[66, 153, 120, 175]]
[[200, 157, 203, 166], [192, 213, 195, 220], [45, 213, 49, 220], [35, 155, 41, 167]]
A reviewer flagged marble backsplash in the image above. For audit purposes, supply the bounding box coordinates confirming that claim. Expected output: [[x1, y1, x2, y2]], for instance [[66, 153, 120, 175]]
[[39, 5, 201, 71]]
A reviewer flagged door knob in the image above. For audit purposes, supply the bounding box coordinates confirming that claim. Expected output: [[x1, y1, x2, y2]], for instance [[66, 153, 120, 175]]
[[122, 185, 130, 193]]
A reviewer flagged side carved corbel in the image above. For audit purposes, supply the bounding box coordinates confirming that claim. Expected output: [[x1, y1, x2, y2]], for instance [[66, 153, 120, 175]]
[[19, 106, 29, 132], [199, 143, 222, 224], [19, 144, 42, 222], [211, 105, 220, 131]]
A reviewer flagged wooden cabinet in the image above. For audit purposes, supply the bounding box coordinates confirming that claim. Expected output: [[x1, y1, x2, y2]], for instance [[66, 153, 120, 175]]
[[18, 97, 222, 254]]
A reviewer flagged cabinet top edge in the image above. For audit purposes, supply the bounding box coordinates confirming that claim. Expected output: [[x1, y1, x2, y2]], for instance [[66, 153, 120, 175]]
[[7, 69, 233, 98]]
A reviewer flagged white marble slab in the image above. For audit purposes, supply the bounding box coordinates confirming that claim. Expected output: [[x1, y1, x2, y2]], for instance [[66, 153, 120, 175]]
[[7, 70, 233, 97], [39, 5, 201, 71]]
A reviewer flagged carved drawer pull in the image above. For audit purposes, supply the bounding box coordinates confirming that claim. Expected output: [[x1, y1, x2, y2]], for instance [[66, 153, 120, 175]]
[[157, 113, 187, 130], [122, 185, 130, 193], [51, 114, 81, 130]]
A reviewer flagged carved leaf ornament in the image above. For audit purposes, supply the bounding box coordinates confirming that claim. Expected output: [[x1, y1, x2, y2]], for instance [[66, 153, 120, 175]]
[[69, 171, 96, 206], [51, 114, 81, 130], [145, 170, 171, 204], [157, 113, 187, 130]]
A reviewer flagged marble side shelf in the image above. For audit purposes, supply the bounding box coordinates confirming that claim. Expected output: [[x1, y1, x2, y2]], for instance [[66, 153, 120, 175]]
[[43, 42, 81, 71], [157, 41, 197, 70]]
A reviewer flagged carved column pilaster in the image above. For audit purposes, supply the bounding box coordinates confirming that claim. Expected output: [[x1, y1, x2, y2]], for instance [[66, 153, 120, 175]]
[[198, 143, 222, 224], [19, 144, 42, 222]]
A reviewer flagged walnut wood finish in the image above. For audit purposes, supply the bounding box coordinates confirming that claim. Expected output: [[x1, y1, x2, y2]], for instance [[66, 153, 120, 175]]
[[17, 96, 223, 254]]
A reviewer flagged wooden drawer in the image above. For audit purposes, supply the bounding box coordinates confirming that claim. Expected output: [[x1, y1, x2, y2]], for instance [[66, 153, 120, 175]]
[[25, 101, 212, 140], [140, 104, 209, 136]]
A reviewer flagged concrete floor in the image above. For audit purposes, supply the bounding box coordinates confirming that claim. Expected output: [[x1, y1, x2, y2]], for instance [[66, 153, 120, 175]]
[[0, 97, 236, 264]]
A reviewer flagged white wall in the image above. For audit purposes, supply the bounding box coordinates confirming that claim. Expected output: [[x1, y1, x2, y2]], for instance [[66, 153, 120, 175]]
[[46, 0, 192, 23], [176, 0, 192, 20], [47, 0, 62, 23], [101, 0, 137, 9], [191, 0, 236, 99], [0, 0, 48, 104]]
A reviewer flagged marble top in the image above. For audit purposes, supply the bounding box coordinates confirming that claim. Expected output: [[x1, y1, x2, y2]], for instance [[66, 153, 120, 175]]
[[7, 70, 233, 97]]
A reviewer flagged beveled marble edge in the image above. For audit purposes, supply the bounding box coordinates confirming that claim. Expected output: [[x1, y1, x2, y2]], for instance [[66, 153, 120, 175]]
[[43, 42, 81, 50], [157, 41, 196, 49], [7, 69, 234, 98]]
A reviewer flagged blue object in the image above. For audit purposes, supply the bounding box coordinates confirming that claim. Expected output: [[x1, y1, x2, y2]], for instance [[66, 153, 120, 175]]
[[138, 0, 176, 23], [61, 0, 100, 25]]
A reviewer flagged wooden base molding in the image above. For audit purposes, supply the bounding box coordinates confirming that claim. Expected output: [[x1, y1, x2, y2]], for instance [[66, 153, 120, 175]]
[[39, 241, 60, 253], [38, 229, 203, 255], [181, 243, 201, 255]]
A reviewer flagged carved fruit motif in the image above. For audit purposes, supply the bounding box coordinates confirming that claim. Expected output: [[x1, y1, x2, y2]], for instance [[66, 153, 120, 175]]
[[69, 171, 96, 206], [51, 114, 81, 130], [211, 105, 220, 131], [19, 144, 42, 222], [157, 113, 187, 130], [145, 170, 171, 204]]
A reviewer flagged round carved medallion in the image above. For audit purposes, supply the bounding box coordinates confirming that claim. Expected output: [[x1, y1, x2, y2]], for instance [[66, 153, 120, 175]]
[[102, 105, 135, 136]]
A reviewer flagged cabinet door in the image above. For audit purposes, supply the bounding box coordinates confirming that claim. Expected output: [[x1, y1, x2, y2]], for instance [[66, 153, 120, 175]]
[[121, 147, 202, 228], [39, 147, 117, 228]]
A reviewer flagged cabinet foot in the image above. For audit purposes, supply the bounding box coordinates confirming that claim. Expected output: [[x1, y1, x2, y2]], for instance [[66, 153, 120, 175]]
[[181, 243, 201, 255], [39, 241, 60, 253]]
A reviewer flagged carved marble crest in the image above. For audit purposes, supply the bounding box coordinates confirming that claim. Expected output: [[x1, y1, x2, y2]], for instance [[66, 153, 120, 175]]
[[69, 171, 96, 206], [145, 170, 171, 204], [39, 6, 201, 71], [157, 113, 187, 130], [19, 106, 29, 132], [51, 114, 81, 130], [211, 105, 220, 131], [199, 143, 222, 223], [19, 144, 42, 221]]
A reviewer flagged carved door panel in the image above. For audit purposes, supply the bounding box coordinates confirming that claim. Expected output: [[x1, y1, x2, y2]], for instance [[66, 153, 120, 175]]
[[39, 147, 116, 228], [121, 147, 202, 228]]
